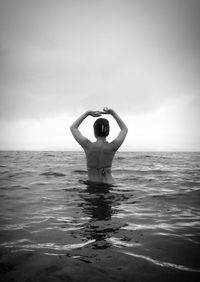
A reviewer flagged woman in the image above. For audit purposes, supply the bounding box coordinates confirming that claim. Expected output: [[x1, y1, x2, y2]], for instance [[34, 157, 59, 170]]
[[70, 108, 128, 185]]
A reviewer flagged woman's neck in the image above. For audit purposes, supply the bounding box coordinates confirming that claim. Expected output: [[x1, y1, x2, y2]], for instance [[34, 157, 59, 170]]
[[96, 137, 106, 143]]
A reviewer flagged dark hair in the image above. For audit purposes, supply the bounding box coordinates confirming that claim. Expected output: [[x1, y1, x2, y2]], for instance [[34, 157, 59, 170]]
[[93, 118, 110, 137]]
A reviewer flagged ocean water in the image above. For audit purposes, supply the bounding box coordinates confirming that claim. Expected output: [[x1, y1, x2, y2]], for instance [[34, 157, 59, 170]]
[[0, 151, 200, 280]]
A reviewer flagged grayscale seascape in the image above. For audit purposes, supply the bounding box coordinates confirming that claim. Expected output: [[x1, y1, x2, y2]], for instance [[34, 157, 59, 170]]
[[1, 0, 200, 281]]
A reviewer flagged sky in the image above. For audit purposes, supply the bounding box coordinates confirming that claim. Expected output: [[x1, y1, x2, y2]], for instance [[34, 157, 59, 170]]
[[0, 0, 199, 151]]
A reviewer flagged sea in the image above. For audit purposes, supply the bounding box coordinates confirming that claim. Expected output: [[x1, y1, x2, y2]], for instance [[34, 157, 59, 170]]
[[0, 151, 200, 281]]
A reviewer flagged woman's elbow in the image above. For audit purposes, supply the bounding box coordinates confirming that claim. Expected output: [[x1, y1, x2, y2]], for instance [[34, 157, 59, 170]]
[[124, 126, 128, 133], [70, 125, 75, 133]]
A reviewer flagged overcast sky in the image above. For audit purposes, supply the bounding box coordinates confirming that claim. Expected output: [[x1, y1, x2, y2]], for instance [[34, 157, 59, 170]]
[[0, 0, 199, 151]]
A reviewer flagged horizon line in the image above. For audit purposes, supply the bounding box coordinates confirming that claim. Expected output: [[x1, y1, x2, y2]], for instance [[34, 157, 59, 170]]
[[0, 149, 199, 153]]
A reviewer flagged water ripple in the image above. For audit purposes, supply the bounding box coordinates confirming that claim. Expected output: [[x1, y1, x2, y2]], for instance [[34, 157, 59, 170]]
[[122, 251, 200, 272], [1, 240, 96, 252]]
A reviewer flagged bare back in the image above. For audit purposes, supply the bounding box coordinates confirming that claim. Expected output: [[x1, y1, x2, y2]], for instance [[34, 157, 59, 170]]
[[84, 141, 116, 184]]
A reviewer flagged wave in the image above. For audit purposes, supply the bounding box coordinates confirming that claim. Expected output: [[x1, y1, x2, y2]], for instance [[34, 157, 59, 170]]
[[5, 171, 34, 179], [1, 239, 96, 252], [151, 189, 200, 200], [122, 251, 200, 272], [45, 153, 55, 157], [73, 170, 87, 174], [113, 169, 135, 173], [113, 169, 172, 174], [0, 154, 11, 158], [40, 171, 66, 177], [0, 185, 29, 190]]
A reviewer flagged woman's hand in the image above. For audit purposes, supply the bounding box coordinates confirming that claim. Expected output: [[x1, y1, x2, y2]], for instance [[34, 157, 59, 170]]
[[88, 110, 102, 117], [102, 107, 115, 115]]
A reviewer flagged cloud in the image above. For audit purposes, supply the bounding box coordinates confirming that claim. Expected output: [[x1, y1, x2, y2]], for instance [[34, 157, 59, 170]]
[[0, 0, 199, 122]]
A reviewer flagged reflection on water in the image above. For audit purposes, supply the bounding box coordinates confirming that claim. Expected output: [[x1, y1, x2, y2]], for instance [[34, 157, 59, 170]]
[[78, 184, 126, 249], [81, 185, 114, 220]]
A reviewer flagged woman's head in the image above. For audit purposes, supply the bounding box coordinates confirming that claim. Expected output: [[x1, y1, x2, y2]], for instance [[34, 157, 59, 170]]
[[93, 118, 110, 138]]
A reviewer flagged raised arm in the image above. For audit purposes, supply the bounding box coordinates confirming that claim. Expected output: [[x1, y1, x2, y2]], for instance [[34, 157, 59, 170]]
[[102, 108, 128, 150], [70, 110, 101, 149]]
